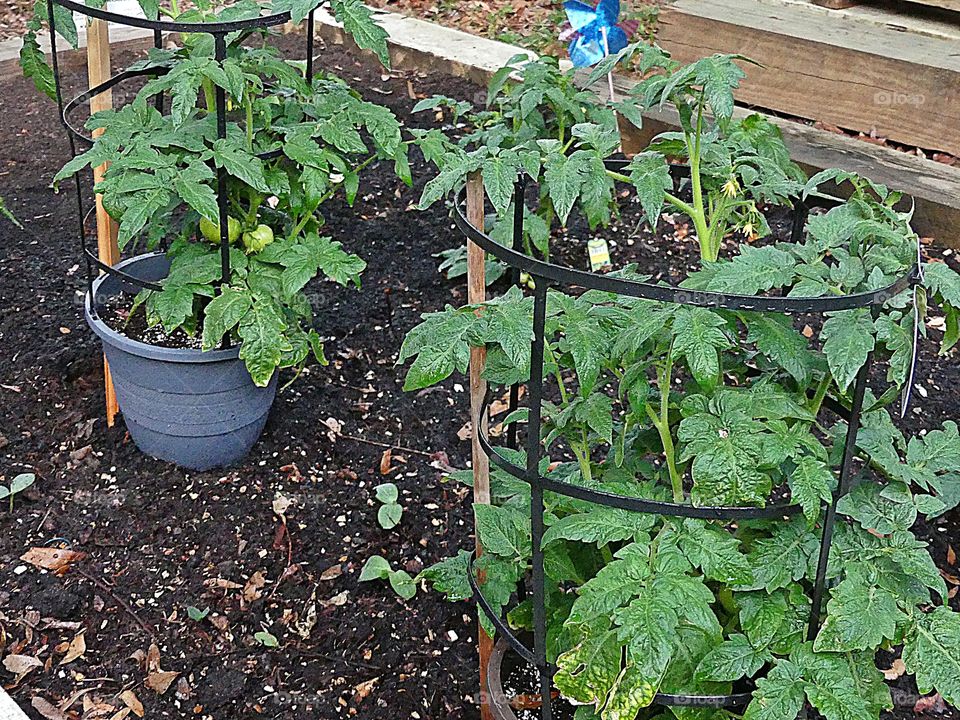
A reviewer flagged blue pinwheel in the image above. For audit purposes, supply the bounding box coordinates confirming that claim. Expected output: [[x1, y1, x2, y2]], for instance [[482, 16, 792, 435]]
[[561, 0, 634, 68]]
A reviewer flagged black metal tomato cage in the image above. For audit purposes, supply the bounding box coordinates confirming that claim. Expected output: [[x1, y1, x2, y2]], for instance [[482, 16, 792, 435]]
[[45, 0, 320, 346], [454, 159, 918, 718]]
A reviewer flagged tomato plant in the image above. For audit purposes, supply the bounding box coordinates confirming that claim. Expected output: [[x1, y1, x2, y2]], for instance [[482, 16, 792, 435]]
[[406, 45, 960, 720], [44, 0, 409, 386]]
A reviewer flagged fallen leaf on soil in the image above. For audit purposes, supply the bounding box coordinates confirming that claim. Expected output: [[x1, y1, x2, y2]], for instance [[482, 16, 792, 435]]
[[209, 615, 230, 633], [109, 708, 131, 720], [146, 643, 161, 673], [320, 564, 342, 581], [320, 591, 349, 608], [145, 670, 179, 694], [31, 697, 68, 720], [205, 578, 242, 591], [243, 571, 267, 602], [119, 690, 144, 717], [379, 448, 393, 475], [353, 677, 379, 702], [948, 545, 956, 566], [882, 658, 906, 680], [296, 600, 318, 640], [59, 632, 85, 665], [272, 494, 293, 519], [20, 547, 87, 575], [802, 325, 814, 338], [3, 653, 42, 678], [915, 694, 945, 713], [457, 422, 472, 441]]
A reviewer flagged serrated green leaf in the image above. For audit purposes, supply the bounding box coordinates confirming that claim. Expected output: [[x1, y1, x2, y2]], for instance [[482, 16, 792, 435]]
[[789, 456, 834, 523], [813, 575, 901, 652], [201, 287, 253, 350], [672, 306, 729, 391], [329, 0, 390, 67], [543, 151, 582, 225], [474, 504, 530, 559], [627, 152, 671, 230], [695, 634, 770, 682], [238, 300, 290, 386], [542, 507, 652, 548], [744, 659, 805, 720], [744, 313, 816, 385], [902, 606, 960, 706], [417, 550, 472, 601], [821, 309, 876, 391]]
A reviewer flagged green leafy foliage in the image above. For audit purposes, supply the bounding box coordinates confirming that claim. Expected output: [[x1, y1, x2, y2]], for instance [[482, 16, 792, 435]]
[[52, 31, 402, 386], [399, 39, 960, 720]]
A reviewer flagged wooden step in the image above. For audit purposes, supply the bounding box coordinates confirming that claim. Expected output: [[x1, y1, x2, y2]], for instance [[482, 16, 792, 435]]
[[656, 0, 960, 156]]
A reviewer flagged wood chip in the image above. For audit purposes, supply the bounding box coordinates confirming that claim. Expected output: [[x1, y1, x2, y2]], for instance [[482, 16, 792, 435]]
[[352, 677, 379, 702], [320, 564, 342, 581]]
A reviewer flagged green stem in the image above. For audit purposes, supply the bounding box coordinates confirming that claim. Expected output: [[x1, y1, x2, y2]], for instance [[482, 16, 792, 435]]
[[645, 347, 683, 502], [808, 372, 832, 418], [605, 169, 698, 219], [687, 95, 713, 263], [201, 78, 216, 115], [245, 93, 254, 151]]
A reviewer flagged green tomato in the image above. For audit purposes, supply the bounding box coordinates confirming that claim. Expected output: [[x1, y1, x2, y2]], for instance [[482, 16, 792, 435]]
[[242, 224, 275, 254], [200, 216, 242, 245]]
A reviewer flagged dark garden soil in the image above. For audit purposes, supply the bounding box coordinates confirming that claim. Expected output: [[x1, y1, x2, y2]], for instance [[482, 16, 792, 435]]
[[0, 30, 958, 720]]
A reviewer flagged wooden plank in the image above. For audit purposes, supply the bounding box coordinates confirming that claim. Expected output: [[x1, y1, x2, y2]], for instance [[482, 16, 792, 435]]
[[0, 688, 30, 720], [811, 0, 861, 8], [86, 17, 120, 426], [312, 7, 960, 245], [906, 0, 960, 11], [465, 172, 494, 720], [656, 0, 960, 156]]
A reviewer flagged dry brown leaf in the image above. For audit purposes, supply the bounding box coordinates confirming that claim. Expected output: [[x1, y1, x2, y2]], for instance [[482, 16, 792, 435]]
[[146, 643, 161, 673], [882, 658, 906, 680], [59, 631, 85, 665], [31, 697, 68, 720], [205, 578, 243, 591], [320, 564, 342, 581], [948, 545, 956, 566], [320, 591, 349, 608], [3, 653, 42, 678], [209, 615, 230, 633], [802, 325, 814, 338], [20, 547, 87, 575], [119, 690, 144, 717], [109, 708, 131, 720], [379, 448, 393, 475], [145, 670, 179, 695], [352, 677, 379, 702], [457, 422, 472, 441], [243, 571, 266, 602]]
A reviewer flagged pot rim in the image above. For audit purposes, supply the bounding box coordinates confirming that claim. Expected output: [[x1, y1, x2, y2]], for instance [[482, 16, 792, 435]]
[[85, 252, 241, 365]]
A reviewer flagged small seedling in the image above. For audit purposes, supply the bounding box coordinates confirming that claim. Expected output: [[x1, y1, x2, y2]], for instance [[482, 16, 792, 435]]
[[0, 473, 35, 512], [254, 631, 279, 647], [374, 483, 404, 530], [186, 606, 210, 622], [359, 555, 416, 600]]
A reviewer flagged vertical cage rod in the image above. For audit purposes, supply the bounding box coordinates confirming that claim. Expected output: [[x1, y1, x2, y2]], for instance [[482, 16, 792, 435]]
[[525, 279, 551, 720]]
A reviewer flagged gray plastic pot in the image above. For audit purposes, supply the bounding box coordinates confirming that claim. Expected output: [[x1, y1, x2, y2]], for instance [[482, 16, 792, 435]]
[[85, 253, 277, 471]]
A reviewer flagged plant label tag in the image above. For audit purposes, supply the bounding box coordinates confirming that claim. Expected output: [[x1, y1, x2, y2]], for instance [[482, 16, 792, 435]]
[[588, 238, 611, 271]]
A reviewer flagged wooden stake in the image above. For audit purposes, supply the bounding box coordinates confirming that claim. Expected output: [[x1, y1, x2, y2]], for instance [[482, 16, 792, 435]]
[[87, 17, 120, 426], [466, 171, 494, 720]]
